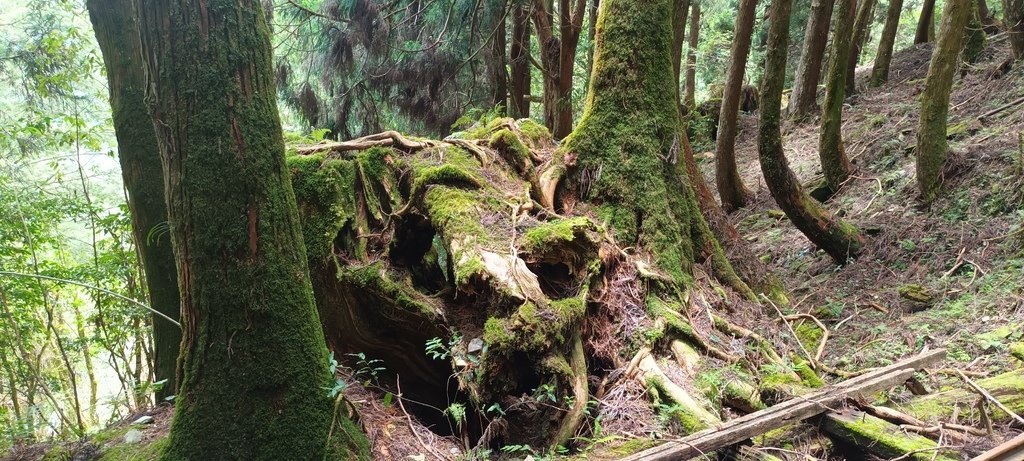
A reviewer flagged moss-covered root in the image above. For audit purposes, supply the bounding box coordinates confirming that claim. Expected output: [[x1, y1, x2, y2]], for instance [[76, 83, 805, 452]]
[[630, 348, 721, 432], [900, 369, 1024, 423], [821, 411, 959, 461]]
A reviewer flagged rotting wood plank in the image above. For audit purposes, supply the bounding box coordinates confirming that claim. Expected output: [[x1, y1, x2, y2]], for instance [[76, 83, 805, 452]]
[[621, 348, 946, 461]]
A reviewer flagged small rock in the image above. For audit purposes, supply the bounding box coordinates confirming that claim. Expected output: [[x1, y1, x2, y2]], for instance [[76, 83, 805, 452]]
[[468, 337, 484, 353], [407, 455, 425, 461], [897, 284, 935, 310], [131, 415, 154, 425], [124, 429, 143, 444]]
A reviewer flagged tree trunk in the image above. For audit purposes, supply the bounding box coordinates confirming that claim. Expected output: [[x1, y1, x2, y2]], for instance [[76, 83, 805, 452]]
[[532, 0, 586, 139], [916, 0, 971, 203], [586, 0, 599, 86], [760, 0, 864, 263], [714, 0, 759, 211], [915, 0, 938, 43], [818, 0, 858, 192], [684, 1, 701, 109], [964, 0, 987, 63], [85, 0, 182, 403], [869, 0, 905, 87], [977, 0, 999, 33], [487, 1, 510, 112], [132, 0, 369, 458], [789, 0, 835, 119], [673, 0, 692, 96], [510, 3, 532, 118], [1005, 0, 1024, 59], [846, 0, 878, 94]]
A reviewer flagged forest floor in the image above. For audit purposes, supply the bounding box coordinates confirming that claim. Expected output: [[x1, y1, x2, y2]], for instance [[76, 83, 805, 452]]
[[5, 36, 1024, 461]]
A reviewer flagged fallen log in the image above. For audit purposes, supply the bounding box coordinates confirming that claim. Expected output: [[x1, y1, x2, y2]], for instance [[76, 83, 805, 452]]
[[621, 349, 946, 460], [900, 369, 1024, 425], [821, 411, 958, 461]]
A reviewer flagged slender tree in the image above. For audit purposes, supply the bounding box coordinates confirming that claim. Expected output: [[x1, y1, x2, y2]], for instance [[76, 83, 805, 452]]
[[85, 0, 181, 402], [532, 0, 587, 139], [977, 0, 1000, 33], [132, 0, 369, 458], [510, 3, 532, 118], [819, 0, 858, 192], [915, 0, 938, 43], [760, 0, 864, 263], [790, 0, 836, 119], [847, 0, 878, 93], [1006, 0, 1024, 58], [673, 0, 692, 95], [714, 0, 759, 211], [487, 1, 510, 112], [917, 0, 971, 202], [684, 1, 701, 109], [870, 0, 905, 86]]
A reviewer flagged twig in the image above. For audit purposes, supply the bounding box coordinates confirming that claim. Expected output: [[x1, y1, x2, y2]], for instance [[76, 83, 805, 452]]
[[783, 313, 830, 362], [979, 96, 1024, 120], [956, 370, 1024, 426]]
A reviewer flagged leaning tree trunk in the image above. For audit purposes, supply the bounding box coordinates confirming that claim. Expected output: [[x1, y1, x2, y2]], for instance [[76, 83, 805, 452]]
[[870, 0, 905, 87], [846, 0, 878, 94], [917, 0, 971, 203], [790, 0, 836, 120], [915, 0, 938, 43], [1006, 0, 1024, 59], [133, 0, 369, 459], [510, 3, 532, 118], [684, 1, 701, 109], [759, 0, 864, 263], [285, 0, 823, 453], [673, 0, 692, 100], [85, 0, 181, 402], [819, 0, 858, 193], [715, 0, 759, 211]]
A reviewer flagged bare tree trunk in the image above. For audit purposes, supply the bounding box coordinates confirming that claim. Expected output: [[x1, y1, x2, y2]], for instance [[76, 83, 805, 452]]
[[715, 0, 758, 211], [673, 0, 692, 96], [487, 0, 509, 112], [1005, 0, 1024, 58], [760, 0, 865, 263], [789, 0, 835, 119], [532, 0, 586, 139], [977, 0, 999, 33], [846, 0, 877, 94], [818, 0, 857, 192], [917, 0, 971, 202], [685, 1, 701, 109], [915, 0, 937, 43], [510, 3, 532, 118], [870, 0, 904, 86]]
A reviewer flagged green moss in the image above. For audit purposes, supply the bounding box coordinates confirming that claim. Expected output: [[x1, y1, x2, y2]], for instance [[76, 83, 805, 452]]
[[822, 412, 956, 460], [1010, 342, 1024, 362], [793, 359, 824, 388], [340, 263, 438, 318], [794, 322, 823, 353], [903, 370, 1024, 422], [517, 119, 551, 145], [42, 445, 73, 461], [521, 217, 596, 253], [98, 436, 170, 461], [489, 129, 531, 172], [484, 293, 588, 353]]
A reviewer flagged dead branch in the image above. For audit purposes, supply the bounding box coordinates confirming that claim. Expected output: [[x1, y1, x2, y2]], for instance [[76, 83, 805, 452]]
[[956, 369, 1024, 426]]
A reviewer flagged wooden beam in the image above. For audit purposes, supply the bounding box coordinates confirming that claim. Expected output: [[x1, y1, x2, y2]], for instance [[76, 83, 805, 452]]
[[621, 349, 946, 461], [971, 432, 1024, 461]]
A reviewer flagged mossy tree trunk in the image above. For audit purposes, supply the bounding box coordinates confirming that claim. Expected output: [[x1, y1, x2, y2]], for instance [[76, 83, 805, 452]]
[[964, 0, 988, 63], [916, 0, 971, 203], [714, 0, 759, 211], [846, 0, 878, 94], [133, 1, 368, 459], [790, 0, 835, 120], [870, 0, 905, 87], [510, 3, 532, 118], [85, 0, 181, 402], [759, 0, 865, 263], [684, 1, 701, 109], [915, 0, 938, 43], [1005, 0, 1024, 59], [818, 0, 858, 192]]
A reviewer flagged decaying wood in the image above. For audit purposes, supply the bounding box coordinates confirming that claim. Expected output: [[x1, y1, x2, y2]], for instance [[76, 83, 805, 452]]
[[957, 369, 1024, 426], [295, 131, 441, 154], [821, 411, 958, 461], [621, 349, 946, 461], [979, 96, 1024, 120], [971, 432, 1024, 461]]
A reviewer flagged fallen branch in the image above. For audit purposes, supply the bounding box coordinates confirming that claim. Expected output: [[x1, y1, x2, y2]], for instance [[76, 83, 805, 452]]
[[621, 349, 946, 461], [956, 369, 1024, 426], [296, 131, 440, 155], [979, 96, 1024, 120]]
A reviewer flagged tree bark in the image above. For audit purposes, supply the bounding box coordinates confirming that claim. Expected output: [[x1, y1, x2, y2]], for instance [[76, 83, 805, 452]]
[[869, 0, 905, 86], [487, 0, 510, 112], [977, 0, 999, 33], [132, 0, 369, 458], [789, 0, 836, 119], [846, 0, 878, 94], [85, 0, 182, 403], [714, 0, 759, 211], [818, 0, 857, 192], [964, 0, 987, 63], [759, 0, 864, 263], [915, 0, 938, 43], [510, 3, 532, 118], [684, 1, 701, 109], [916, 0, 971, 203], [673, 0, 692, 97], [1005, 0, 1024, 59], [532, 0, 586, 139]]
